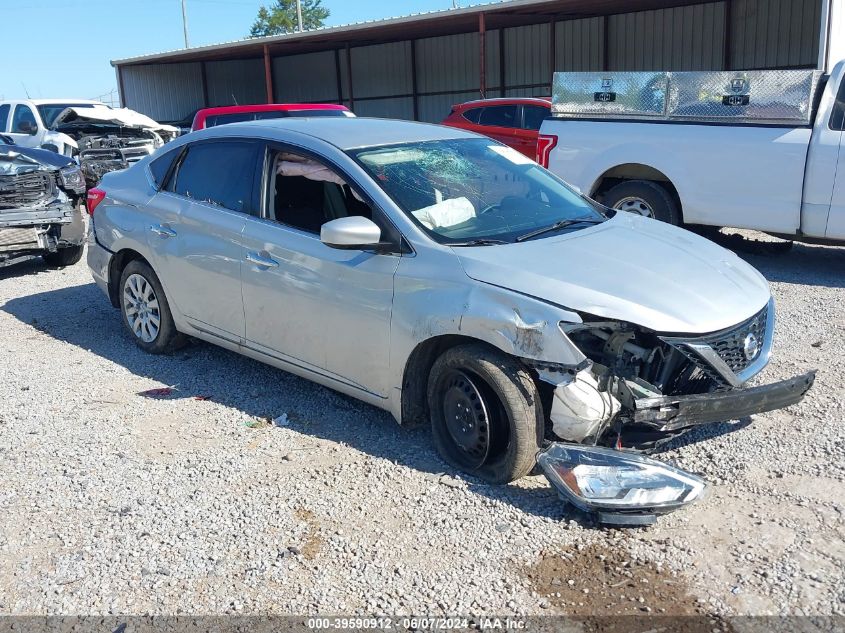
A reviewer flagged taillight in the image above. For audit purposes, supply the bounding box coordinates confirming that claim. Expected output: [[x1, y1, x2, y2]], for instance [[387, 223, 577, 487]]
[[86, 188, 106, 216], [536, 134, 558, 168]]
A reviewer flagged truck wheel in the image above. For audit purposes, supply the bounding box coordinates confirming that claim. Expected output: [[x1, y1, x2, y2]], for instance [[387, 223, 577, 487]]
[[427, 344, 543, 484], [43, 245, 84, 268], [119, 259, 185, 354], [603, 180, 680, 225]]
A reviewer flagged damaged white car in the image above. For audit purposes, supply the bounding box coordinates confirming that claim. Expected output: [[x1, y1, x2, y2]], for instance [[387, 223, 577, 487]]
[[0, 99, 178, 188], [0, 136, 86, 267], [86, 118, 814, 524]]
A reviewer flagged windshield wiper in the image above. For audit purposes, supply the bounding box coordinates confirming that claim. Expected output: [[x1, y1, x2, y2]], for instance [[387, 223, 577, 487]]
[[448, 238, 510, 247], [515, 217, 602, 242]]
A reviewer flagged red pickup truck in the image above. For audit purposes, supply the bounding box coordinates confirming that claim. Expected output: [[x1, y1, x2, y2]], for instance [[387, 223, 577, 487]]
[[191, 103, 354, 131]]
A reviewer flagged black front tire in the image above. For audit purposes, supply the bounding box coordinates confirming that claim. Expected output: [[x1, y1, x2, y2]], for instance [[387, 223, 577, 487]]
[[43, 245, 84, 268], [603, 179, 681, 225], [118, 259, 185, 354], [427, 344, 543, 484]]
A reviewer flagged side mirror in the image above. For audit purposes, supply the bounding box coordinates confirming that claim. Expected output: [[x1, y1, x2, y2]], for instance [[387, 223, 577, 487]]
[[321, 216, 387, 251], [18, 121, 36, 135]]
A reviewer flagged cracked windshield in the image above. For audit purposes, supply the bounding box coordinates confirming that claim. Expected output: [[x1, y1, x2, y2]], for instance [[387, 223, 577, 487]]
[[352, 138, 604, 245]]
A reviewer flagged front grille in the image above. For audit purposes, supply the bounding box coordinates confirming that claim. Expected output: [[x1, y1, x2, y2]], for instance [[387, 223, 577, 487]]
[[0, 171, 57, 209], [699, 304, 769, 374]]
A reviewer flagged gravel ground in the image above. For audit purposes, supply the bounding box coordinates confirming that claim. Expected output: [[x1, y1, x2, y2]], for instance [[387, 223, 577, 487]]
[[0, 235, 842, 617]]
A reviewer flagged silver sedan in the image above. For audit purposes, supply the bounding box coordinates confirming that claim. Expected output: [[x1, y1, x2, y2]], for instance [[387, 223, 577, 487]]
[[86, 117, 813, 523]]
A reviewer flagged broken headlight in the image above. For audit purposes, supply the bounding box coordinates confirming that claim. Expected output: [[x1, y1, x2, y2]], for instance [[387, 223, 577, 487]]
[[538, 444, 705, 524], [59, 165, 86, 195]]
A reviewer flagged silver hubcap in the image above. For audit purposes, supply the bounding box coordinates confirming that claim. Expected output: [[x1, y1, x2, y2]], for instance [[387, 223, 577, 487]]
[[123, 273, 161, 343], [613, 196, 655, 218]]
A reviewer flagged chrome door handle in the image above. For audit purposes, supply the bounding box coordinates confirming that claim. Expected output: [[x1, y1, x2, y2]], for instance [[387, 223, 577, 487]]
[[150, 224, 177, 238], [246, 251, 279, 269]]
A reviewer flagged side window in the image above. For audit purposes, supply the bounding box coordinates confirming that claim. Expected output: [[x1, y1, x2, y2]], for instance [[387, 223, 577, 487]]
[[0, 104, 10, 132], [269, 150, 374, 234], [462, 108, 482, 124], [11, 105, 37, 134], [149, 146, 182, 189], [478, 105, 517, 128], [830, 80, 845, 131], [522, 105, 549, 130], [168, 141, 258, 213]]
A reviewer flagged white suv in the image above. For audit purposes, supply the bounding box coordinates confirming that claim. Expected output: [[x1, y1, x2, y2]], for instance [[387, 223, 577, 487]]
[[0, 98, 107, 156]]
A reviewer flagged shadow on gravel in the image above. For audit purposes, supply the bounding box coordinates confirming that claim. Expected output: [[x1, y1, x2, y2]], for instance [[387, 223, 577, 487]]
[[2, 280, 579, 523], [0, 256, 49, 281], [710, 233, 845, 289]]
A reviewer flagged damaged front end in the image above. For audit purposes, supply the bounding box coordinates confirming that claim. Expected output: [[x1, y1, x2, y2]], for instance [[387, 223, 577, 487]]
[[0, 144, 86, 265], [52, 107, 178, 188], [529, 298, 814, 524]]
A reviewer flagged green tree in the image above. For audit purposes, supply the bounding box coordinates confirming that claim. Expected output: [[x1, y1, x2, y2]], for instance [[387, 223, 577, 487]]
[[249, 0, 329, 37]]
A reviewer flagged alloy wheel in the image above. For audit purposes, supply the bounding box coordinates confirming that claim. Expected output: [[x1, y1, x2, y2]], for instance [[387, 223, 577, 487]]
[[123, 273, 161, 343]]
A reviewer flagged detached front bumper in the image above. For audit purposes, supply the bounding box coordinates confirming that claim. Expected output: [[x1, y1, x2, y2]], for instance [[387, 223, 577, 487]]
[[631, 371, 815, 431]]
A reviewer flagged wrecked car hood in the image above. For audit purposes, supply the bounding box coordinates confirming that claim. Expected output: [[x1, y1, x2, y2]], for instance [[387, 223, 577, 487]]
[[0, 144, 73, 175], [454, 213, 770, 334], [52, 106, 178, 134]]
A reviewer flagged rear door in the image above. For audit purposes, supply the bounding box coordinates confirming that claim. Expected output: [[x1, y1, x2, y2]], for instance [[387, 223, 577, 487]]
[[147, 139, 260, 342], [475, 104, 520, 149], [514, 104, 550, 160], [823, 82, 845, 239]]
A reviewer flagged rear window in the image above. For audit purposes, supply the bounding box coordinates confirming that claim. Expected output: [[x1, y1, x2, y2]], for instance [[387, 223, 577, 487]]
[[205, 108, 348, 128], [478, 105, 517, 128], [168, 141, 258, 213], [149, 146, 182, 188], [521, 104, 549, 130], [462, 108, 482, 124]]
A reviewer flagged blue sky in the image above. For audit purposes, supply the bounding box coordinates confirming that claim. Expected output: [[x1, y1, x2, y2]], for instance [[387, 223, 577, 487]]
[[2, 0, 485, 102]]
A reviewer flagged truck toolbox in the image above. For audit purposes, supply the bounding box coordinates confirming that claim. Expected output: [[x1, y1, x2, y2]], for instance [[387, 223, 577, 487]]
[[551, 69, 823, 126]]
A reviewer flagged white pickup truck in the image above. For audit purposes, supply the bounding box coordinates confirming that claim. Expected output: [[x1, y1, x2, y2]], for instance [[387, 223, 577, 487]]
[[538, 62, 845, 244]]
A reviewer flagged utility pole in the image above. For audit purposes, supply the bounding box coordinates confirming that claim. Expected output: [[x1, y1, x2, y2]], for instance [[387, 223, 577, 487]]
[[181, 0, 190, 48], [295, 0, 303, 32]]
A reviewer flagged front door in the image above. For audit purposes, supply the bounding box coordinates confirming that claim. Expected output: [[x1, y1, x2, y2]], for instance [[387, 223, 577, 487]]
[[240, 146, 399, 397], [147, 139, 260, 341], [7, 104, 42, 148]]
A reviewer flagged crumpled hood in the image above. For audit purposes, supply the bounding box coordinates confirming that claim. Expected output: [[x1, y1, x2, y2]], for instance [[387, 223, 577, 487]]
[[52, 106, 178, 134], [454, 213, 771, 334], [0, 144, 73, 175]]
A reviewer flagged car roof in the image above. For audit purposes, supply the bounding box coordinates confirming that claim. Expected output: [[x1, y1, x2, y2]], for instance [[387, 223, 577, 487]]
[[454, 97, 551, 108], [201, 116, 477, 150], [23, 99, 107, 106]]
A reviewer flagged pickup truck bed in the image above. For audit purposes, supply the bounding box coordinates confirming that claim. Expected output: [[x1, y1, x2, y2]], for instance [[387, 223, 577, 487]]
[[540, 64, 845, 242]]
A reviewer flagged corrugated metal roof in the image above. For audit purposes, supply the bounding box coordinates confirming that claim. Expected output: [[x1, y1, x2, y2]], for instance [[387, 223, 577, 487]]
[[112, 0, 509, 66], [111, 0, 704, 66]]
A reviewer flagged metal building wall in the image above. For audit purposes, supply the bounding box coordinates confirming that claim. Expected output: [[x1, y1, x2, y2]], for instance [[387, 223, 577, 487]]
[[273, 51, 340, 103], [205, 58, 265, 107], [121, 62, 204, 121], [607, 3, 727, 70], [730, 0, 823, 69], [504, 23, 550, 96], [347, 41, 414, 119], [415, 30, 501, 122], [555, 17, 605, 71]]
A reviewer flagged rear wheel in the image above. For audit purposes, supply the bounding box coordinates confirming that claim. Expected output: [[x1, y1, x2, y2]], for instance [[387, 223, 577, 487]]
[[119, 260, 185, 354], [43, 245, 83, 268], [427, 344, 543, 484], [603, 180, 680, 225]]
